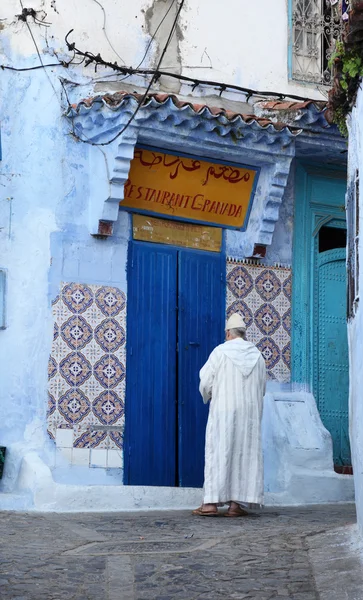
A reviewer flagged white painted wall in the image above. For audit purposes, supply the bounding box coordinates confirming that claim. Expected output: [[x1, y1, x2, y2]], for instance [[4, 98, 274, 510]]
[[347, 94, 363, 534], [0, 0, 325, 106]]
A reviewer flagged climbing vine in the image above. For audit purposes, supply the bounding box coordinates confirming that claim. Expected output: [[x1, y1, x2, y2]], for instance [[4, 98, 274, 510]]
[[329, 41, 363, 136]]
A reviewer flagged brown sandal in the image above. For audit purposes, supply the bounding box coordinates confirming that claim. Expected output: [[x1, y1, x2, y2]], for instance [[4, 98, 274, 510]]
[[192, 506, 219, 517], [225, 506, 249, 517]]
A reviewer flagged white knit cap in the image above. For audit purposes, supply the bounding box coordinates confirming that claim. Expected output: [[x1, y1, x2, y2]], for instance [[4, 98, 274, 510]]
[[226, 313, 246, 331]]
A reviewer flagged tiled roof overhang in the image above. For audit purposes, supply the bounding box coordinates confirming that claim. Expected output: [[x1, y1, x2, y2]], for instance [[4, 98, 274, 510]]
[[69, 91, 304, 137], [254, 100, 331, 132], [66, 91, 340, 247]]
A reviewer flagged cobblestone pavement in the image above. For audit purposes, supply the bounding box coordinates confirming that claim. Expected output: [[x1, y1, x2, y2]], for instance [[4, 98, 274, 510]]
[[0, 504, 362, 600]]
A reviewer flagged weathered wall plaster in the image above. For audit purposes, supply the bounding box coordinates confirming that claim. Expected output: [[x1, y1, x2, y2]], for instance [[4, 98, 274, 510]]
[[0, 0, 324, 104], [144, 0, 183, 94], [0, 66, 132, 492]]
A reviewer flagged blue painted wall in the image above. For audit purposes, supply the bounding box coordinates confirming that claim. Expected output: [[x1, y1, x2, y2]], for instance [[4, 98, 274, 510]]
[[0, 68, 132, 491], [0, 67, 304, 493]]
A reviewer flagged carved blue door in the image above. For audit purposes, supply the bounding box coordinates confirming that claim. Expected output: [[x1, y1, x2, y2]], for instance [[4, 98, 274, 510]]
[[125, 242, 224, 486], [124, 243, 178, 486], [316, 248, 350, 465], [178, 250, 224, 487]]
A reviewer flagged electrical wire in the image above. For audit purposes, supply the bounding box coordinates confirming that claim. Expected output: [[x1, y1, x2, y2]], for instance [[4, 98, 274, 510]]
[[63, 28, 326, 104], [1, 52, 323, 105], [71, 0, 186, 147], [1, 1, 326, 146], [90, 0, 126, 65], [18, 0, 60, 100], [1, 62, 63, 71]]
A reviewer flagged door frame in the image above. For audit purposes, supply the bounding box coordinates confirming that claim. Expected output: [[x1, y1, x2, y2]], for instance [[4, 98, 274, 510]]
[[291, 162, 347, 389], [123, 237, 226, 486]]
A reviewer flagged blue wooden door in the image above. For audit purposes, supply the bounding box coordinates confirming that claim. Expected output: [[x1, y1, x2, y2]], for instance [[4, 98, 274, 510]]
[[124, 243, 178, 486], [316, 248, 350, 465], [178, 250, 224, 487], [125, 242, 224, 486]]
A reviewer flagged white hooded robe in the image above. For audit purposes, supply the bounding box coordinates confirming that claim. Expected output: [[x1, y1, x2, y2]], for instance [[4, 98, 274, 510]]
[[199, 338, 266, 506]]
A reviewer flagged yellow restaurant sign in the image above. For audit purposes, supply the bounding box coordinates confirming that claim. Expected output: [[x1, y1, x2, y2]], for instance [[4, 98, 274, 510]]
[[132, 214, 222, 253], [121, 148, 258, 229]]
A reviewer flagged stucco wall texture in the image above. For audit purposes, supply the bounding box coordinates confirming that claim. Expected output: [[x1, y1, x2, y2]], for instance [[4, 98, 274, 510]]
[[347, 95, 363, 534]]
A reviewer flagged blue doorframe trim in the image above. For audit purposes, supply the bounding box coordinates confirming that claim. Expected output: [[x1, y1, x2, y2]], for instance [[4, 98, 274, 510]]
[[291, 162, 347, 387]]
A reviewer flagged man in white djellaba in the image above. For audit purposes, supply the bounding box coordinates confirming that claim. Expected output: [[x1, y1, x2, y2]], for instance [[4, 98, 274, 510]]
[[193, 313, 266, 517]]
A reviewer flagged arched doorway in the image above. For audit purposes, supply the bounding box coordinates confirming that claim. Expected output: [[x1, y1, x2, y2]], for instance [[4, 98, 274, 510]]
[[292, 164, 350, 467]]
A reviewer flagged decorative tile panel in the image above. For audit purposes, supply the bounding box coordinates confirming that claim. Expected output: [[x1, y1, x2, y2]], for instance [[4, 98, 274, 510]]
[[47, 282, 126, 466], [226, 260, 292, 382]]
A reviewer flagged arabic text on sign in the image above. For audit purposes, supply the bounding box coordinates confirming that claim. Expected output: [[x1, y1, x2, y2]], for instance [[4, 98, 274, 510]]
[[120, 148, 257, 229]]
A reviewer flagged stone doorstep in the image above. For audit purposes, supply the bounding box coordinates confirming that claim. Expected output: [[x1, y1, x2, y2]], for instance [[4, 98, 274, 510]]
[[1, 452, 356, 512]]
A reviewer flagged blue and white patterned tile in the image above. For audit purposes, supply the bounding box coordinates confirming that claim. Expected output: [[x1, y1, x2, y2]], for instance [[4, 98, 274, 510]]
[[93, 354, 126, 389], [73, 428, 108, 449], [95, 287, 126, 317], [48, 356, 57, 380], [48, 373, 70, 399], [282, 308, 291, 335], [256, 337, 281, 371], [58, 388, 91, 425], [226, 261, 292, 383], [47, 392, 56, 418], [92, 390, 124, 426], [282, 342, 291, 368], [108, 427, 124, 450], [255, 269, 282, 302], [272, 327, 290, 349], [226, 266, 254, 299], [53, 297, 72, 326], [254, 303, 281, 336], [59, 352, 92, 387], [60, 315, 93, 351], [50, 335, 66, 364], [48, 281, 127, 457], [113, 348, 127, 373], [81, 375, 104, 401], [283, 273, 292, 301], [47, 412, 70, 439], [94, 318, 126, 353], [62, 283, 94, 314]]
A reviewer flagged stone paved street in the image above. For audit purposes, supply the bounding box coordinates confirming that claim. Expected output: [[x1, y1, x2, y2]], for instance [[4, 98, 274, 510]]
[[0, 504, 362, 600]]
